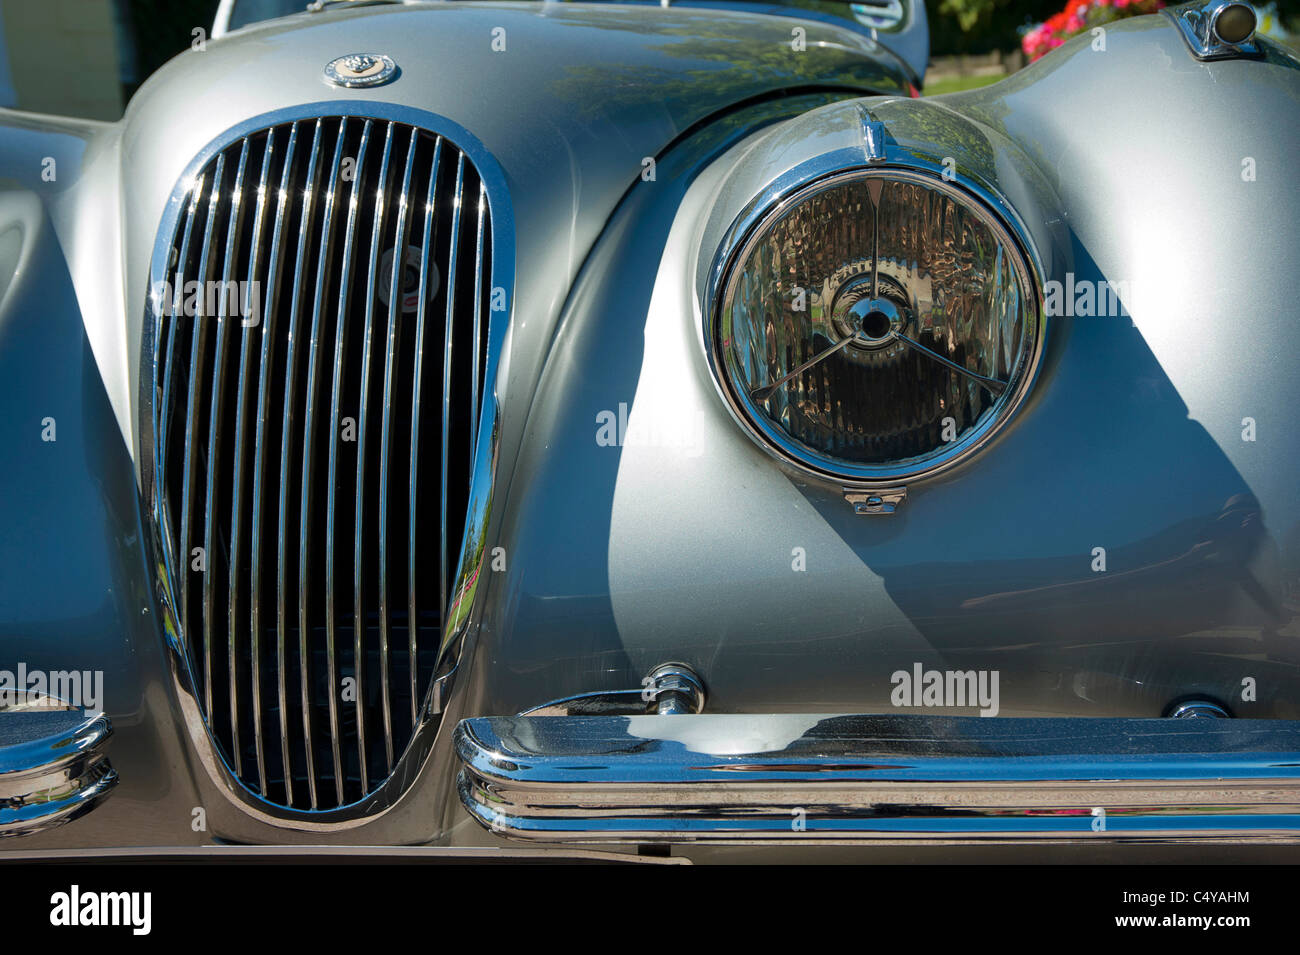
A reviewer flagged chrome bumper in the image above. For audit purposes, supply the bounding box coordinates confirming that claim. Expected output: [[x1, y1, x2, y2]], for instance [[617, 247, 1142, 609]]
[[0, 709, 118, 838], [455, 714, 1300, 844]]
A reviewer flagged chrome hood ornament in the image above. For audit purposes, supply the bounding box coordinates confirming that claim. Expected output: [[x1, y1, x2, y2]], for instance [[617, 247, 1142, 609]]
[[323, 52, 398, 88]]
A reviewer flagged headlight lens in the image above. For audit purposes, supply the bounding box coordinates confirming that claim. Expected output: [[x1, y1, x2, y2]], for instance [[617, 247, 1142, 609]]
[[714, 168, 1040, 483]]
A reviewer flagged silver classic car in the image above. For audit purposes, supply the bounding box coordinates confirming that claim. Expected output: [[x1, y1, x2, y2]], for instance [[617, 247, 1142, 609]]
[[0, 0, 1298, 862]]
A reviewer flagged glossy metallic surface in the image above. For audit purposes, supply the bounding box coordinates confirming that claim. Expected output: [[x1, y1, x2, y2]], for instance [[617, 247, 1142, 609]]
[[844, 486, 907, 515], [0, 3, 1295, 859], [711, 164, 1041, 485], [452, 14, 1300, 758], [1166, 0, 1261, 60], [457, 714, 1300, 842], [0, 710, 118, 838], [323, 53, 399, 89], [143, 104, 507, 821], [861, 115, 887, 163], [646, 663, 707, 715], [1169, 700, 1232, 719], [519, 663, 706, 716], [210, 0, 930, 89], [232, 127, 278, 796], [331, 119, 372, 798]]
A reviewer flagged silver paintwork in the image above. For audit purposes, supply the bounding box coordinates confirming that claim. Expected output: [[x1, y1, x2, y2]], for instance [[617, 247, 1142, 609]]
[[0, 4, 1296, 857], [210, 1, 931, 89], [5, 1, 909, 456], [450, 15, 1300, 749]]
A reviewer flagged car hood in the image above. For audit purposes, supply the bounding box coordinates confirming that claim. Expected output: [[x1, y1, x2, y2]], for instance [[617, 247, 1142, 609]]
[[113, 2, 906, 441]]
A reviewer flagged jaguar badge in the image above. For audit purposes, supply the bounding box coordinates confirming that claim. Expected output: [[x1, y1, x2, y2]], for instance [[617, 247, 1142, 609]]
[[323, 53, 398, 89]]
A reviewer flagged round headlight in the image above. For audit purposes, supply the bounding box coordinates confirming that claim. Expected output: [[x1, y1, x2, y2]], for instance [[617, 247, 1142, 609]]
[[712, 167, 1042, 484]]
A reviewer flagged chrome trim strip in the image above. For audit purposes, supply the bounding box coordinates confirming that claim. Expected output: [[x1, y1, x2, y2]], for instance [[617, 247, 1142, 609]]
[[353, 120, 395, 795], [470, 181, 486, 466], [377, 126, 419, 775], [441, 155, 465, 633], [208, 139, 250, 776], [250, 122, 299, 803], [300, 118, 350, 805], [276, 119, 326, 809], [0, 845, 685, 863], [456, 715, 1300, 843], [230, 130, 277, 796], [328, 118, 373, 802], [182, 151, 226, 722], [155, 173, 206, 585], [141, 102, 515, 830], [431, 131, 514, 694], [409, 136, 442, 730]]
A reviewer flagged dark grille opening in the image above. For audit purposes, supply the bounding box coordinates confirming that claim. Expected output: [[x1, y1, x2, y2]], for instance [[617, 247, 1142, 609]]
[[150, 116, 494, 811]]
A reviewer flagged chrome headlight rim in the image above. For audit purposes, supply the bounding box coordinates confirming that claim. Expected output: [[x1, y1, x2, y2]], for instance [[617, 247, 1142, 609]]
[[704, 158, 1048, 489]]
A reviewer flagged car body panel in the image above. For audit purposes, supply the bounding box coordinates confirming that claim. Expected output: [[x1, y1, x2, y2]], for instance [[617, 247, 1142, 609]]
[[0, 4, 1296, 857], [459, 20, 1300, 731]]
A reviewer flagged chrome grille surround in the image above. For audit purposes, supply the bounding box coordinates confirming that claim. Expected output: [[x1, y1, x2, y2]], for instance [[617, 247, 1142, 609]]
[[139, 104, 514, 825]]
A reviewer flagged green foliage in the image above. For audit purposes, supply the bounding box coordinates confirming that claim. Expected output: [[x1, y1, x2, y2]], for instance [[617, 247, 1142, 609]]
[[124, 0, 221, 95], [923, 73, 1003, 96], [925, 0, 1062, 54], [937, 0, 999, 33]]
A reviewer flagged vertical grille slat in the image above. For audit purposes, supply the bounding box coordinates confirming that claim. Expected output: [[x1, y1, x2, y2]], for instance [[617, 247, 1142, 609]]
[[327, 118, 373, 803], [300, 118, 350, 805], [470, 181, 487, 468], [440, 156, 465, 632], [155, 172, 206, 572], [181, 152, 226, 725], [230, 129, 278, 797], [277, 119, 325, 810], [409, 136, 442, 731], [208, 138, 250, 778], [377, 126, 419, 774], [250, 122, 299, 806], [353, 120, 395, 795], [150, 114, 495, 813]]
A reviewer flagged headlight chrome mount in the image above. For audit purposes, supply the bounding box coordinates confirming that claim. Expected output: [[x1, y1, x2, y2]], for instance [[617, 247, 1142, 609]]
[[704, 109, 1048, 511]]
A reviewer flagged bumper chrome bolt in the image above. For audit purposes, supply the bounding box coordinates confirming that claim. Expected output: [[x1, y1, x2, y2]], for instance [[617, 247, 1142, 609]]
[[646, 663, 706, 715]]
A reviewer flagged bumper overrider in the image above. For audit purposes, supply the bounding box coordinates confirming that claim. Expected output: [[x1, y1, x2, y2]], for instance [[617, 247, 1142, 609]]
[[0, 708, 118, 838], [455, 714, 1300, 844]]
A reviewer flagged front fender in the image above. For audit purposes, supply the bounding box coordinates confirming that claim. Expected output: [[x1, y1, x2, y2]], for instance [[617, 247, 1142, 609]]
[[453, 15, 1300, 732]]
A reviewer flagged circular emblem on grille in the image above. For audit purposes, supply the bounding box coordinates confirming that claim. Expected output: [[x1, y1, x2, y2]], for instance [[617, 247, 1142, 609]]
[[323, 53, 398, 88], [377, 245, 439, 314]]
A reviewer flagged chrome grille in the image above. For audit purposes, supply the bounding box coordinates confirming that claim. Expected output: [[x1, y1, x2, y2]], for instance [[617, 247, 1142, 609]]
[[148, 116, 493, 811]]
